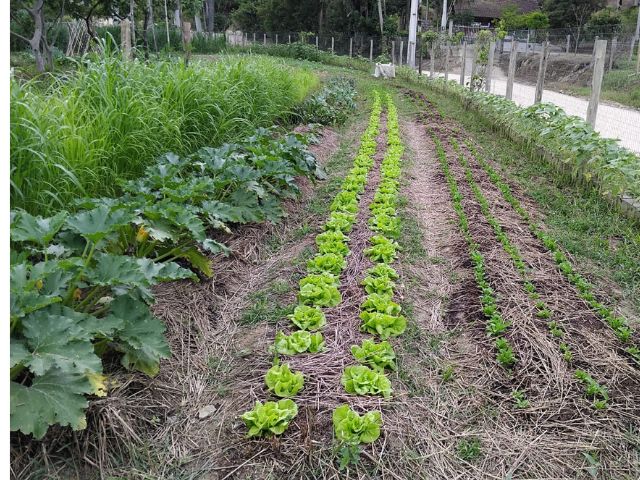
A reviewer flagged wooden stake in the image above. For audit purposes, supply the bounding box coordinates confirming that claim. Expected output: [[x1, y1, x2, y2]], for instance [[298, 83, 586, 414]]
[[534, 39, 549, 104], [506, 41, 518, 100], [587, 39, 607, 127]]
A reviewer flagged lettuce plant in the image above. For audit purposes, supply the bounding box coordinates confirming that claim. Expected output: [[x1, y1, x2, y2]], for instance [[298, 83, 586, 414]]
[[274, 330, 325, 355], [241, 399, 298, 437], [298, 273, 341, 307], [369, 214, 400, 239], [364, 236, 398, 263], [307, 253, 346, 276], [361, 276, 395, 298], [351, 339, 397, 371], [333, 404, 382, 444], [341, 365, 392, 398], [324, 211, 356, 233], [575, 369, 609, 409], [288, 305, 326, 331], [361, 293, 401, 316], [265, 363, 304, 397], [316, 230, 350, 257], [366, 263, 399, 280], [360, 311, 406, 339]]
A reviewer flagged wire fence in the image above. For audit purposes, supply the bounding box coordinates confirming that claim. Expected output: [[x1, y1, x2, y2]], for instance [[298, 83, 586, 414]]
[[227, 28, 639, 155]]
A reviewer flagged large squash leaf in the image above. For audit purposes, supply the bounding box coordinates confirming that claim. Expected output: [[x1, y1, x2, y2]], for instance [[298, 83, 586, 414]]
[[10, 369, 92, 439]]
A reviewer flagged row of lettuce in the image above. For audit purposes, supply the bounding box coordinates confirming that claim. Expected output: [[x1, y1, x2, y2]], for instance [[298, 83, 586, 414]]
[[9, 79, 357, 440], [241, 93, 407, 454], [396, 68, 640, 207]]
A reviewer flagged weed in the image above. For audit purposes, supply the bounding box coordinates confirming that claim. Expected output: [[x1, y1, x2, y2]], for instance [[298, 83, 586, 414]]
[[456, 438, 482, 461]]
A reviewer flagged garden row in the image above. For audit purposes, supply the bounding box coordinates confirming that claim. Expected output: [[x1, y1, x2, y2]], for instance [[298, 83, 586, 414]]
[[450, 139, 611, 409], [9, 77, 358, 440], [241, 93, 407, 456]]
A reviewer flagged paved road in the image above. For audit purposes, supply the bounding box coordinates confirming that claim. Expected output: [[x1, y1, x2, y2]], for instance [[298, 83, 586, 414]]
[[431, 70, 640, 154]]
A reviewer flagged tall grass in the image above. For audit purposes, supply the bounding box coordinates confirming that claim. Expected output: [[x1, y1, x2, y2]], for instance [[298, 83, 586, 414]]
[[10, 49, 318, 214]]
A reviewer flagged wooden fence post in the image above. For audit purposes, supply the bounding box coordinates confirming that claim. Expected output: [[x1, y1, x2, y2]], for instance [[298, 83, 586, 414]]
[[263, 33, 266, 45], [629, 36, 636, 63], [566, 34, 571, 54], [368, 39, 373, 61], [534, 39, 549, 104], [288, 34, 291, 44], [253, 32, 256, 43], [400, 40, 404, 65], [331, 36, 334, 54], [349, 37, 353, 57], [275, 34, 278, 45], [444, 41, 450, 81], [587, 39, 607, 127], [506, 41, 518, 100], [430, 43, 435, 78], [608, 37, 617, 71], [316, 36, 319, 48], [181, 21, 191, 64], [121, 19, 132, 60], [460, 42, 467, 86], [485, 41, 495, 92]]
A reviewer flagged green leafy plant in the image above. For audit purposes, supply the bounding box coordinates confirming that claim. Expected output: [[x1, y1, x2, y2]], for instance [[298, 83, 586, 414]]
[[341, 365, 392, 398], [351, 339, 397, 371], [457, 438, 482, 461], [361, 293, 402, 316], [361, 276, 395, 298], [366, 263, 399, 280], [307, 253, 347, 276], [274, 330, 325, 355], [288, 305, 326, 331], [364, 236, 399, 263], [511, 389, 531, 409], [265, 363, 304, 397], [298, 273, 341, 307], [359, 311, 407, 339], [495, 337, 516, 368], [575, 370, 609, 409], [325, 211, 356, 233], [333, 404, 382, 444], [241, 399, 298, 437], [316, 230, 350, 257]]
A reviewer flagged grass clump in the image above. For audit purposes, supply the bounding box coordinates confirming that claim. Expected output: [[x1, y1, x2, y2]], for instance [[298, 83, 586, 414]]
[[11, 48, 318, 215]]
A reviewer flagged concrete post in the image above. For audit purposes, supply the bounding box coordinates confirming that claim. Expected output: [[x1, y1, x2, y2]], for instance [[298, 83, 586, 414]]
[[400, 40, 404, 65], [275, 34, 278, 45], [608, 37, 617, 71], [316, 36, 319, 48], [566, 34, 570, 54], [525, 31, 530, 54], [629, 37, 636, 63], [485, 41, 495, 93], [370, 38, 374, 61], [587, 39, 607, 127], [534, 39, 550, 104], [460, 41, 467, 86], [181, 21, 192, 64], [448, 19, 453, 37], [392, 40, 396, 64], [349, 37, 353, 57], [430, 43, 435, 78], [121, 19, 132, 60], [331, 36, 334, 54], [444, 41, 450, 81], [253, 32, 256, 43], [263, 33, 266, 45], [470, 44, 477, 91], [506, 41, 518, 100], [288, 34, 291, 44]]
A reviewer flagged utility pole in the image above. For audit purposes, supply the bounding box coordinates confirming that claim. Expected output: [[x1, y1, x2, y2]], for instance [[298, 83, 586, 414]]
[[408, 0, 419, 67], [441, 0, 448, 31]]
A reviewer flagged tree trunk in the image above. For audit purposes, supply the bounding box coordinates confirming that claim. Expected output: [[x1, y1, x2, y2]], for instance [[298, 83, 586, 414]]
[[206, 0, 214, 32], [143, 8, 149, 60], [28, 0, 52, 72], [130, 0, 136, 46], [377, 0, 384, 35]]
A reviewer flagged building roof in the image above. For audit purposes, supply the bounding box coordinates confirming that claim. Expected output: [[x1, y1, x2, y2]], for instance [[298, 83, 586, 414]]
[[455, 0, 540, 19]]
